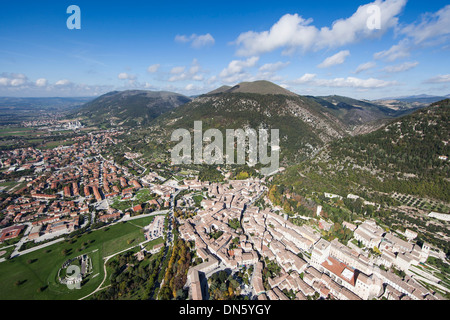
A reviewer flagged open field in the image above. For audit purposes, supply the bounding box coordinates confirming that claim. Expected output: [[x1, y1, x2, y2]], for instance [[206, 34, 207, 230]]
[[0, 214, 161, 300], [37, 139, 76, 150], [0, 127, 47, 138]]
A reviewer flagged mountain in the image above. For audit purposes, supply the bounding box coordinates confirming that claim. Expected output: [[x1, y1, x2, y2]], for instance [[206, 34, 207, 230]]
[[149, 81, 349, 165], [81, 81, 439, 168], [73, 90, 191, 127], [207, 85, 232, 95], [212, 80, 298, 96], [378, 94, 448, 104], [306, 95, 406, 132], [272, 98, 450, 204], [372, 94, 448, 112]]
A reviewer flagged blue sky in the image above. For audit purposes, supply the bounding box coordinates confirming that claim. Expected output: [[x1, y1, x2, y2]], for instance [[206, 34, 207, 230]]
[[0, 0, 449, 99]]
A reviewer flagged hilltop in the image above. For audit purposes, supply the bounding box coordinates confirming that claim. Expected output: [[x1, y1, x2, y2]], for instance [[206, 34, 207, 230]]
[[208, 80, 298, 97], [149, 82, 348, 165], [72, 90, 191, 127]]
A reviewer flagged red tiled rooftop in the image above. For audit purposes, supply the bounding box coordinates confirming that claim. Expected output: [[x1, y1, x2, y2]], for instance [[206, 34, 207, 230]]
[[321, 256, 356, 286]]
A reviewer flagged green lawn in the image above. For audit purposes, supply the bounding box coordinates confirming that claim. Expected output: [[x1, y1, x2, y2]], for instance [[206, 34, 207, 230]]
[[0, 127, 46, 137], [0, 215, 159, 300], [38, 140, 76, 150], [110, 188, 155, 212]]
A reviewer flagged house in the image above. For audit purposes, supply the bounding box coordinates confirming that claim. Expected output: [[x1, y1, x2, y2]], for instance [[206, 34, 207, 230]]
[[98, 212, 121, 222], [310, 238, 331, 266], [30, 193, 58, 200], [319, 219, 333, 231], [147, 199, 161, 209], [64, 185, 71, 197], [324, 193, 343, 200], [28, 225, 42, 240], [404, 229, 418, 240], [130, 180, 141, 189], [0, 225, 25, 242]]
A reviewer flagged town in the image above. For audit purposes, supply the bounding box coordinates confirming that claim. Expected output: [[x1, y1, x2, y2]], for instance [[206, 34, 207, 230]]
[[0, 124, 448, 301], [177, 178, 446, 300]]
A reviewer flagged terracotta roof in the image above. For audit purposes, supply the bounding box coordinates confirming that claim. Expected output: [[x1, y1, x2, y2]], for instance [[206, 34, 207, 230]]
[[321, 256, 356, 286]]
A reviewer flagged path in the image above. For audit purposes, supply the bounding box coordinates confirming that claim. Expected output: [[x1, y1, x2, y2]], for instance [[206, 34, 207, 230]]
[[78, 237, 157, 300]]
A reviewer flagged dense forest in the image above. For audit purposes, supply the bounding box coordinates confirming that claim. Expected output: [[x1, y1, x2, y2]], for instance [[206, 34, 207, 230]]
[[274, 100, 449, 203]]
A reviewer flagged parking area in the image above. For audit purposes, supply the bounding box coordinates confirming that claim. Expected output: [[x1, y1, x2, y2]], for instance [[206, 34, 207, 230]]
[[143, 215, 165, 240]]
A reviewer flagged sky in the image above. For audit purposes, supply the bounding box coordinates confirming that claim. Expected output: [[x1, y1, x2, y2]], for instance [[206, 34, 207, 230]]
[[0, 0, 449, 99]]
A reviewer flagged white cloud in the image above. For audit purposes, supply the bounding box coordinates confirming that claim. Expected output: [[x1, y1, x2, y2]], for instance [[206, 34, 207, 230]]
[[292, 73, 396, 89], [424, 74, 450, 84], [318, 50, 350, 68], [0, 73, 28, 87], [147, 64, 160, 73], [55, 79, 72, 86], [234, 0, 407, 56], [191, 33, 215, 48], [0, 72, 115, 97], [117, 73, 136, 80], [374, 39, 411, 62], [168, 59, 205, 82], [354, 61, 376, 74], [258, 61, 290, 72], [234, 14, 317, 56], [374, 5, 450, 65], [185, 83, 195, 91], [318, 77, 397, 88], [383, 61, 419, 73], [293, 73, 317, 84], [401, 5, 450, 45], [35, 78, 48, 87], [170, 66, 186, 75], [219, 56, 259, 80], [174, 35, 190, 43], [175, 33, 215, 48]]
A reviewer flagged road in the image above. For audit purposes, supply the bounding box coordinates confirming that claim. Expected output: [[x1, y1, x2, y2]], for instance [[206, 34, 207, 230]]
[[6, 210, 168, 261], [8, 222, 32, 258], [119, 210, 169, 223], [78, 237, 156, 300], [9, 237, 65, 259], [162, 189, 180, 247]]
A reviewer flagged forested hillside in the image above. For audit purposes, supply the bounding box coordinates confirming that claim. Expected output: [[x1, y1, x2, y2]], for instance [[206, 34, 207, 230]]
[[273, 99, 449, 203]]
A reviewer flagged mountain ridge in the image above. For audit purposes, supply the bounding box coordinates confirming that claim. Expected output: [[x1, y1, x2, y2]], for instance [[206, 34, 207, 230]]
[[272, 98, 450, 203], [150, 89, 350, 165], [73, 89, 191, 127], [207, 80, 298, 97], [68, 81, 444, 166]]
